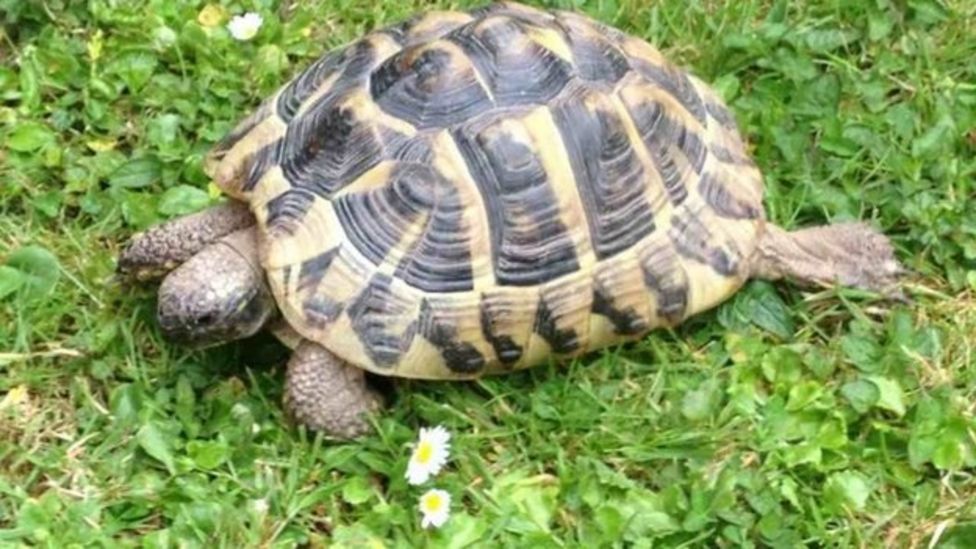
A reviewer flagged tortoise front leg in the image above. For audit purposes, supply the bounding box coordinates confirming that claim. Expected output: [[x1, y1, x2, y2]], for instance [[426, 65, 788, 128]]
[[284, 341, 384, 438], [117, 201, 254, 281]]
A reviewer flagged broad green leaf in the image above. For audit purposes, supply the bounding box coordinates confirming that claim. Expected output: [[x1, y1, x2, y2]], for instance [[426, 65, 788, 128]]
[[0, 265, 26, 299], [803, 347, 836, 379], [109, 157, 162, 188], [506, 480, 558, 534], [4, 245, 61, 300], [840, 379, 880, 414], [111, 52, 158, 91], [7, 121, 56, 152], [796, 73, 840, 116], [437, 513, 489, 549], [681, 380, 720, 421], [750, 288, 794, 339], [911, 117, 953, 158], [31, 190, 61, 218], [182, 501, 219, 532], [174, 375, 199, 439], [158, 184, 210, 216], [819, 129, 859, 157], [595, 504, 625, 539], [137, 422, 176, 474], [146, 113, 181, 147], [866, 376, 906, 417], [908, 397, 951, 468], [711, 73, 740, 102], [782, 443, 822, 467], [186, 439, 229, 470], [885, 103, 915, 140], [622, 489, 680, 538], [932, 436, 964, 470], [909, 430, 938, 469], [179, 21, 211, 56], [18, 51, 40, 111], [785, 381, 822, 411], [816, 415, 848, 449], [721, 31, 762, 51], [824, 471, 870, 513], [115, 187, 159, 227], [256, 44, 288, 81], [778, 477, 801, 508], [910, 0, 948, 24], [642, 511, 680, 534], [152, 26, 178, 50], [868, 10, 894, 41], [757, 510, 784, 541], [340, 477, 373, 505], [521, 488, 557, 533], [771, 125, 806, 164], [727, 281, 795, 339], [840, 333, 882, 372], [109, 383, 143, 426], [771, 48, 817, 81], [803, 28, 860, 53], [761, 346, 803, 387]]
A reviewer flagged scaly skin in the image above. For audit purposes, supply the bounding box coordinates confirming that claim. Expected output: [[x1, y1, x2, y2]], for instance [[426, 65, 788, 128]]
[[751, 222, 905, 300], [284, 341, 383, 438], [156, 228, 275, 347], [117, 201, 254, 281]]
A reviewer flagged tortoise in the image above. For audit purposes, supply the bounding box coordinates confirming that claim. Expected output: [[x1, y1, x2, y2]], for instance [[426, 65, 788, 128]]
[[118, 1, 903, 438]]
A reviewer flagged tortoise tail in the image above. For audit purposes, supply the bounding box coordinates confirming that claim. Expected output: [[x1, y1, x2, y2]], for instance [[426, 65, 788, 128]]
[[751, 221, 905, 298]]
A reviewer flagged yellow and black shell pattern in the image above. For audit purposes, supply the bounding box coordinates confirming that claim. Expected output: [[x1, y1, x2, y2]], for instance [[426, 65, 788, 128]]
[[206, 2, 766, 379]]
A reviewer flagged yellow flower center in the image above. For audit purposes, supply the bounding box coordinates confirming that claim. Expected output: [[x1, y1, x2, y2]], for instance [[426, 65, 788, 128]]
[[415, 441, 433, 464], [423, 493, 443, 512]]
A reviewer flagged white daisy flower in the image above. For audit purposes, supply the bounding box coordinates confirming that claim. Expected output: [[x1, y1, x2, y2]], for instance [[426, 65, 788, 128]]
[[227, 12, 263, 41], [405, 425, 451, 485], [418, 488, 451, 529]]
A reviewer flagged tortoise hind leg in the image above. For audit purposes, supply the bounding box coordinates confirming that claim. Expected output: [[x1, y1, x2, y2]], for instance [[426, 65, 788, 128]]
[[284, 341, 384, 438], [752, 222, 905, 298], [117, 201, 254, 281]]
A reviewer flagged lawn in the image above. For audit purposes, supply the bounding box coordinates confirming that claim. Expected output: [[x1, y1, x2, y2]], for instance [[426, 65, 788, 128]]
[[1, 0, 975, 546]]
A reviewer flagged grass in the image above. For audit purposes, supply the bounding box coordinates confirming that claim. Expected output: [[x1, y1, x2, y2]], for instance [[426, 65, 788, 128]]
[[1, 0, 975, 546]]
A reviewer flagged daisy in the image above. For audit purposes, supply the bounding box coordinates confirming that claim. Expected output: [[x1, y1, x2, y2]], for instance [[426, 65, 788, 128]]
[[227, 12, 263, 41], [405, 425, 451, 485], [418, 488, 451, 529]]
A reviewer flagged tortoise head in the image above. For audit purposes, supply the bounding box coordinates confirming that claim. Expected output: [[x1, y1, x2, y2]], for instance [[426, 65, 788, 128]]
[[156, 228, 276, 348]]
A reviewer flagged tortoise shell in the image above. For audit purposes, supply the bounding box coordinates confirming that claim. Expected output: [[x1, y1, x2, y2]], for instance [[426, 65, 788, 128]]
[[205, 1, 766, 379]]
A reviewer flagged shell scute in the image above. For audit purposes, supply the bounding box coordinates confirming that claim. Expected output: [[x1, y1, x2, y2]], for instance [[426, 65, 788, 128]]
[[346, 272, 417, 368], [550, 86, 657, 260], [370, 41, 495, 129], [448, 16, 573, 108], [452, 115, 581, 287]]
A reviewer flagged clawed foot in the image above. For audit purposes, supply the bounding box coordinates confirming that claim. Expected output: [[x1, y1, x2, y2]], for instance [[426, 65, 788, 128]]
[[283, 341, 384, 439]]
